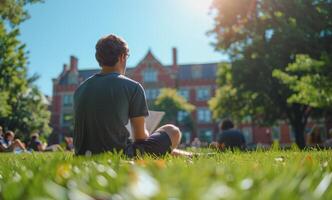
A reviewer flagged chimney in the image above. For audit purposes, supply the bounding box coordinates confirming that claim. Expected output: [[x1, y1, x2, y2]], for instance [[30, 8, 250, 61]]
[[172, 47, 179, 88], [63, 64, 68, 72], [172, 47, 178, 67], [70, 55, 78, 72]]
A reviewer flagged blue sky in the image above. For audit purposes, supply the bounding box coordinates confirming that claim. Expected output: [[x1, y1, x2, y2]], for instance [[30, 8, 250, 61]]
[[20, 0, 226, 96]]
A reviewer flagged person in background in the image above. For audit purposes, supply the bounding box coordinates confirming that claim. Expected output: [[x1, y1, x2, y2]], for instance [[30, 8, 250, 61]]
[[217, 119, 246, 151], [324, 129, 332, 147], [0, 126, 5, 152], [0, 131, 26, 152], [27, 133, 45, 152], [0, 126, 3, 137], [191, 137, 201, 148], [64, 136, 74, 151]]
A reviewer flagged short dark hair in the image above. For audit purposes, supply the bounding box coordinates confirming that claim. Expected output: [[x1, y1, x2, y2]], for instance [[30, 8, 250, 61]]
[[221, 119, 234, 131], [31, 133, 39, 140], [95, 34, 129, 67]]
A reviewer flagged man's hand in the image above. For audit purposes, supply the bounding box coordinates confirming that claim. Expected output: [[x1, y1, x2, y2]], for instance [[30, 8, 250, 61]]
[[130, 116, 149, 141]]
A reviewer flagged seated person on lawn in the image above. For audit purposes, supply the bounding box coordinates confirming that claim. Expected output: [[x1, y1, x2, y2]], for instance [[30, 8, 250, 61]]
[[0, 131, 26, 152], [27, 133, 45, 152], [0, 126, 4, 151], [73, 34, 182, 157], [216, 119, 246, 151]]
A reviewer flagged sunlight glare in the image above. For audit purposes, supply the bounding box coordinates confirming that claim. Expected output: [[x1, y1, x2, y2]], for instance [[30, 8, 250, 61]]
[[185, 0, 213, 13]]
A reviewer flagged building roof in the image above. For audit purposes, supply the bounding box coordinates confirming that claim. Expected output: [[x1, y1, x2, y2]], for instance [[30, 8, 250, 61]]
[[54, 50, 220, 85], [168, 63, 218, 80], [74, 63, 218, 82]]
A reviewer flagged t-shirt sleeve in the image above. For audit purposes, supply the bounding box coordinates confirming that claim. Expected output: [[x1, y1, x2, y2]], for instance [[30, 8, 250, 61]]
[[129, 83, 149, 118]]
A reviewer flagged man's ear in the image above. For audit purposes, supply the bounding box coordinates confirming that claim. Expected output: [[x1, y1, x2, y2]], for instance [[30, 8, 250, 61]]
[[119, 54, 126, 63]]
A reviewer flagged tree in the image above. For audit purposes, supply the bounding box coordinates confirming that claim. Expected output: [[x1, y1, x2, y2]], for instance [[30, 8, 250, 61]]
[[209, 0, 332, 148], [273, 54, 332, 109], [209, 63, 263, 123], [0, 0, 51, 137], [152, 88, 195, 126]]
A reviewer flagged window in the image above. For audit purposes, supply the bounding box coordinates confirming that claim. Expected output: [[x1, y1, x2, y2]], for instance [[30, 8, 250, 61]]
[[142, 67, 157, 82], [62, 113, 73, 127], [197, 108, 211, 123], [242, 127, 253, 144], [177, 111, 189, 122], [145, 89, 160, 100], [199, 129, 213, 143], [192, 65, 202, 79], [289, 126, 295, 142], [181, 132, 191, 145], [272, 126, 281, 141], [178, 88, 190, 101], [68, 73, 78, 84], [242, 115, 252, 124], [63, 95, 73, 106], [196, 87, 211, 101]]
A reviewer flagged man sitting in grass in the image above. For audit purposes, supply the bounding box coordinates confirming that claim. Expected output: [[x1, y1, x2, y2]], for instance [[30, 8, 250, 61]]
[[73, 34, 182, 157], [217, 119, 246, 151]]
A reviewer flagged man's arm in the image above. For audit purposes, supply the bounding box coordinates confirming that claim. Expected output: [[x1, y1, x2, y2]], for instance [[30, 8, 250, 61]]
[[217, 134, 226, 150], [0, 139, 7, 152], [130, 116, 149, 141]]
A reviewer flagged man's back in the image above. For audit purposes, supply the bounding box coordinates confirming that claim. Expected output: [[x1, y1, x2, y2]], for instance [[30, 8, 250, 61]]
[[73, 72, 148, 155], [218, 129, 246, 150]]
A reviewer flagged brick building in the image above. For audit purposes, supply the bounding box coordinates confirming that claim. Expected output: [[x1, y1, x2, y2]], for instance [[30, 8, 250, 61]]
[[51, 48, 331, 146]]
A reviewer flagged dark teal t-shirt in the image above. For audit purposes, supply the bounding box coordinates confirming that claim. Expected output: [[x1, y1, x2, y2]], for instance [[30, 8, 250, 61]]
[[73, 72, 149, 155]]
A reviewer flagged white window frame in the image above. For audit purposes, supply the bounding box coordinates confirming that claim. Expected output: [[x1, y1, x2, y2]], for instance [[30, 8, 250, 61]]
[[177, 111, 189, 122], [192, 65, 202, 79], [142, 67, 157, 82], [145, 88, 160, 100], [61, 113, 73, 127], [196, 87, 211, 101], [199, 129, 213, 142], [63, 94, 73, 106], [272, 126, 281, 141], [197, 107, 212, 123], [178, 88, 190, 101], [242, 127, 253, 144]]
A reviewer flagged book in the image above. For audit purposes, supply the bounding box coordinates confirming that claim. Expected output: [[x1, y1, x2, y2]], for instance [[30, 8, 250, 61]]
[[126, 111, 165, 139]]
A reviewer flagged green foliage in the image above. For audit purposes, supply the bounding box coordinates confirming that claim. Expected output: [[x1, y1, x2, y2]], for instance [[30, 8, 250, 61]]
[[0, 0, 50, 137], [0, 151, 331, 199], [209, 0, 332, 148], [273, 54, 332, 108], [153, 88, 195, 125], [209, 63, 264, 123]]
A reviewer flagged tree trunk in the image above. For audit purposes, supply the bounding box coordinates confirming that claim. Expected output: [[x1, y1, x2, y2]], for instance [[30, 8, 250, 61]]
[[287, 104, 311, 149], [291, 120, 306, 149]]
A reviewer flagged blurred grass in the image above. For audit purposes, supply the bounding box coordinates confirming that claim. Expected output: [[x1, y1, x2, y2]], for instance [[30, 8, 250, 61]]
[[0, 149, 331, 200]]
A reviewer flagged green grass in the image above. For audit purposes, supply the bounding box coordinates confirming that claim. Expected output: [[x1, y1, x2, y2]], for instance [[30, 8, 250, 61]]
[[0, 149, 331, 200]]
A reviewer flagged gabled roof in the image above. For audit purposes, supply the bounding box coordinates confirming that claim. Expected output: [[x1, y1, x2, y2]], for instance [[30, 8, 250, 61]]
[[175, 63, 218, 80], [77, 68, 136, 81], [136, 50, 164, 67], [74, 63, 219, 82], [79, 69, 100, 80], [55, 51, 220, 85]]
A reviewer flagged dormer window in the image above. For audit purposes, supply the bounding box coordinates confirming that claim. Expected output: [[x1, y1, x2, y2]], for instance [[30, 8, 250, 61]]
[[63, 94, 73, 106], [143, 67, 157, 82], [192, 65, 202, 79], [68, 72, 78, 85]]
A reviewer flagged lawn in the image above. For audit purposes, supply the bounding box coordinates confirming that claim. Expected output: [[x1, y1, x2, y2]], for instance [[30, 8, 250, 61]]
[[0, 149, 331, 200]]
